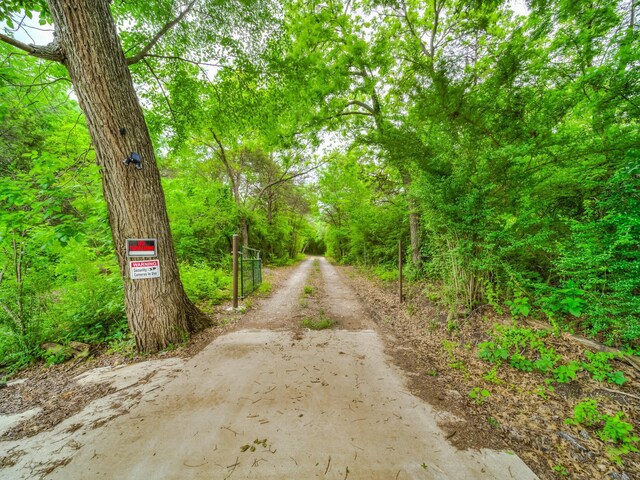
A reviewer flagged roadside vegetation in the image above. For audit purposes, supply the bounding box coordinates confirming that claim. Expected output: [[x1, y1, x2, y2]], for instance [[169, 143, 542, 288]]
[[0, 51, 320, 375], [344, 268, 639, 479]]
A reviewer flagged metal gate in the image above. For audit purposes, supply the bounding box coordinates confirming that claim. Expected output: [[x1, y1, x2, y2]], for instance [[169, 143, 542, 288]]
[[240, 247, 262, 298]]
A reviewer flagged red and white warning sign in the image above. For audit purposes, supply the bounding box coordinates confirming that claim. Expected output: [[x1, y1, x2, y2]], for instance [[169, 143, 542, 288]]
[[126, 239, 157, 257], [129, 259, 161, 279]]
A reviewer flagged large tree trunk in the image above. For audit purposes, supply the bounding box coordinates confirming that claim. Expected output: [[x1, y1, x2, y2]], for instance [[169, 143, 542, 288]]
[[48, 0, 206, 352]]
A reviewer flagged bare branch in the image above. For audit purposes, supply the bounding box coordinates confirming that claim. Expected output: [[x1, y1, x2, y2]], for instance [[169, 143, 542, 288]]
[[142, 58, 177, 124], [2, 77, 71, 88], [126, 0, 197, 66], [0, 33, 63, 62], [141, 53, 224, 69], [250, 162, 324, 210]]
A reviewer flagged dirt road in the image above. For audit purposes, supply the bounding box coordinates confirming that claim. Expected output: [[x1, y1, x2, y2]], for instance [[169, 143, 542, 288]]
[[1, 257, 538, 479]]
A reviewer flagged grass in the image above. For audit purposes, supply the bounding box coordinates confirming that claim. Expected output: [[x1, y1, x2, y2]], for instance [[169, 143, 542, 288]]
[[303, 285, 315, 297], [302, 314, 335, 330], [257, 281, 272, 296]]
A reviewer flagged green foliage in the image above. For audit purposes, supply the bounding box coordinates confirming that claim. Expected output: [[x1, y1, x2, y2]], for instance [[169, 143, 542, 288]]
[[42, 346, 72, 366], [581, 351, 627, 385], [442, 339, 466, 370], [554, 163, 640, 347], [478, 325, 551, 368], [468, 387, 490, 405], [505, 293, 531, 319], [318, 153, 407, 268], [2, 0, 639, 379], [478, 325, 627, 386], [600, 412, 640, 464], [552, 464, 569, 476], [565, 399, 601, 427], [257, 281, 272, 295], [552, 361, 582, 384], [301, 313, 335, 330], [179, 263, 231, 306], [540, 281, 586, 318], [302, 0, 639, 350], [565, 399, 639, 465], [0, 58, 128, 372], [483, 366, 503, 384], [372, 266, 398, 283], [106, 336, 136, 358]]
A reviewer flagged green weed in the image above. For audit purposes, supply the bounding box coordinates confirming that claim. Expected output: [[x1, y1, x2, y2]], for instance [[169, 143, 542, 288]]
[[552, 464, 569, 476], [469, 387, 490, 405], [478, 325, 627, 387], [565, 399, 639, 465], [107, 336, 136, 358], [483, 365, 503, 384], [302, 314, 335, 330], [257, 281, 272, 295]]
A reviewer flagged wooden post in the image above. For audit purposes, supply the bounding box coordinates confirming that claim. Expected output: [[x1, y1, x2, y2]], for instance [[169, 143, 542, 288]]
[[232, 234, 239, 309], [398, 239, 403, 303]]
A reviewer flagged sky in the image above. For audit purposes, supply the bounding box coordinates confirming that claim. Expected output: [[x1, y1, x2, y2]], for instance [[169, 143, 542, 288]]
[[3, 1, 530, 48], [1, 11, 54, 46]]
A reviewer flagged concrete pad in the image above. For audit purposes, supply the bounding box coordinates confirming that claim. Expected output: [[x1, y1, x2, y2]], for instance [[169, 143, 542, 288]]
[[46, 329, 537, 480], [0, 408, 41, 437]]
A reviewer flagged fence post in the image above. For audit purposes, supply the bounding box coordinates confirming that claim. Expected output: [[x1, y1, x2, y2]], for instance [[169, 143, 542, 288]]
[[398, 239, 403, 304], [232, 234, 239, 309]]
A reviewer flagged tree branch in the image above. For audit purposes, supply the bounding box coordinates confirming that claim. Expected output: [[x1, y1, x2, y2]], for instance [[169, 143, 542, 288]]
[[250, 163, 324, 211], [3, 77, 71, 88], [141, 53, 224, 69], [0, 33, 63, 62], [207, 129, 241, 207], [142, 58, 177, 124], [126, 0, 197, 66], [334, 110, 375, 117], [345, 100, 376, 115]]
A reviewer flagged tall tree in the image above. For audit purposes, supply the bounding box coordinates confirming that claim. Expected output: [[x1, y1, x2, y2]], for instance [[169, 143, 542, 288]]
[[0, 1, 206, 352]]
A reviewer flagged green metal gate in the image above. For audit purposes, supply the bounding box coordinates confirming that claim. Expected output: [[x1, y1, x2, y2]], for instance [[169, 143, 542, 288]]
[[240, 247, 262, 298]]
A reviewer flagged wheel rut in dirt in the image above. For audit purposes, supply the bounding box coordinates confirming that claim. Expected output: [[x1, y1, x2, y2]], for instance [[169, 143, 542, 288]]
[[1, 257, 539, 479]]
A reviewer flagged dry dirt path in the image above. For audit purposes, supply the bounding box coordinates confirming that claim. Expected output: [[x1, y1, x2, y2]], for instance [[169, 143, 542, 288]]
[[1, 257, 538, 479]]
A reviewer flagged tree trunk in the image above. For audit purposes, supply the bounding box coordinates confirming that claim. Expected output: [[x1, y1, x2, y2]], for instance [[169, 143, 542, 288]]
[[241, 216, 250, 248], [408, 201, 422, 268], [47, 0, 206, 352], [400, 172, 422, 269]]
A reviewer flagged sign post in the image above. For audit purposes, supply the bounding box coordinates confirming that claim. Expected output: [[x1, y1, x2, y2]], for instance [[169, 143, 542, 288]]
[[232, 234, 239, 309], [398, 239, 403, 304]]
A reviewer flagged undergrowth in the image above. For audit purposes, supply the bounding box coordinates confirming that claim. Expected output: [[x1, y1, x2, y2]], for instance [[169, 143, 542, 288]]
[[566, 399, 639, 465], [478, 324, 628, 387]]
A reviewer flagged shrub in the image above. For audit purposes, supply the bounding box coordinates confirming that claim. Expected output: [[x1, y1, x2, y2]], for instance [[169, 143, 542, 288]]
[[179, 263, 231, 304]]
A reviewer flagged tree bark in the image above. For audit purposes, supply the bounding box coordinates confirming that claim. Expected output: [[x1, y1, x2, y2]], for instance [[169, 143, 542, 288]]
[[241, 217, 250, 248], [47, 0, 206, 352], [400, 171, 422, 269]]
